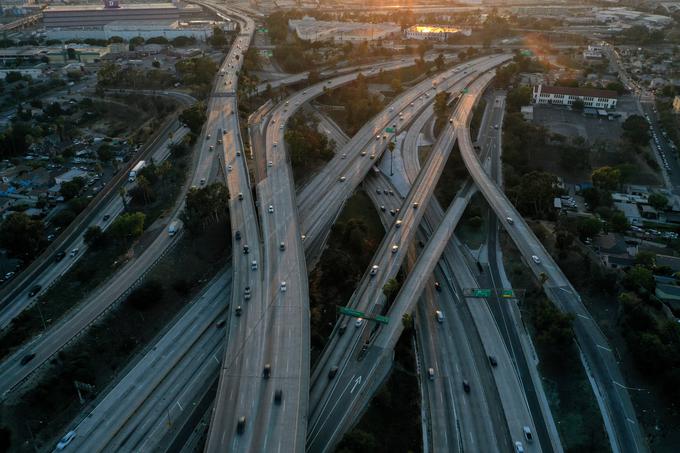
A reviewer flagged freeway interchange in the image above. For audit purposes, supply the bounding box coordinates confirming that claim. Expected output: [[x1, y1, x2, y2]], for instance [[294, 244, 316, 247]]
[[0, 5, 650, 453]]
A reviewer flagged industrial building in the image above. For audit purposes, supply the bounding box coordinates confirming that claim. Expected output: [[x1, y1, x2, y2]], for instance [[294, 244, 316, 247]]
[[288, 16, 400, 43], [532, 85, 618, 109], [42, 0, 219, 41], [404, 25, 471, 41]]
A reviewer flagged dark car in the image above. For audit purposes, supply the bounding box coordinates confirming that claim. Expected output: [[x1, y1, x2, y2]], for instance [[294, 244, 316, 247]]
[[236, 416, 246, 434], [235, 230, 241, 241], [28, 285, 42, 297], [462, 380, 471, 393], [488, 356, 498, 367], [20, 353, 36, 366], [215, 319, 226, 328], [328, 366, 339, 379], [55, 251, 66, 262], [274, 389, 283, 404], [434, 282, 441, 292], [103, 214, 111, 222]]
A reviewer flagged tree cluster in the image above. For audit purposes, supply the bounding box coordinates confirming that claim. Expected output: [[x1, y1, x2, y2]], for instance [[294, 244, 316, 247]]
[[181, 183, 230, 233], [284, 111, 336, 173], [0, 212, 45, 259]]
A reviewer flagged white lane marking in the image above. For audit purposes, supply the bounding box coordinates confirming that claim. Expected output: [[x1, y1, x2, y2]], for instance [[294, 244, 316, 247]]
[[350, 376, 362, 394]]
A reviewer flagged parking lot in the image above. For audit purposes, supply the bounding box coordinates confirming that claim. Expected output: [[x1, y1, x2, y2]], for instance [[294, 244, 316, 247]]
[[532, 104, 623, 145]]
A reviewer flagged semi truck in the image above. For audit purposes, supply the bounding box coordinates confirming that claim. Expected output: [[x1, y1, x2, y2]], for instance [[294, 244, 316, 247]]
[[128, 160, 146, 182]]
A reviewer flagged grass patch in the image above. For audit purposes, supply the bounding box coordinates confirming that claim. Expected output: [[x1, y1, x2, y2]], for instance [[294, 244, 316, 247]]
[[455, 193, 487, 250], [337, 329, 421, 453], [0, 218, 231, 450], [469, 99, 487, 140], [309, 190, 384, 362]]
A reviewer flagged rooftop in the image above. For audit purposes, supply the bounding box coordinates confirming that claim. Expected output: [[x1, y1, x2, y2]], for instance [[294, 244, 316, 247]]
[[45, 3, 177, 12], [539, 85, 618, 99]]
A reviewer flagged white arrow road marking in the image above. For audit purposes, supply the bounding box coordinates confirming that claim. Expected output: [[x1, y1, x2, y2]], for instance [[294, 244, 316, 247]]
[[350, 376, 362, 394]]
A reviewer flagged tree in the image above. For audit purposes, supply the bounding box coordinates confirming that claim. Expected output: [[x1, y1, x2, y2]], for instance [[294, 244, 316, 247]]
[[84, 225, 105, 248], [210, 26, 228, 48], [591, 166, 621, 191], [648, 193, 668, 211], [109, 212, 145, 243], [52, 209, 76, 228], [390, 78, 402, 94], [181, 183, 230, 233], [531, 298, 574, 348], [179, 102, 207, 134], [59, 177, 86, 200], [126, 279, 163, 310], [609, 211, 630, 233], [97, 143, 113, 162], [433, 91, 449, 125], [152, 60, 161, 68], [622, 115, 650, 146], [308, 68, 320, 85], [623, 265, 655, 293], [434, 53, 445, 70], [572, 98, 585, 111], [382, 278, 400, 303], [0, 212, 44, 259], [634, 251, 656, 268], [577, 217, 602, 240]]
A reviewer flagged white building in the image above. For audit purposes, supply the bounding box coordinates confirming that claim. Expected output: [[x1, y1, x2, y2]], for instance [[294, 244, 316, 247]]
[[583, 45, 603, 59], [55, 168, 89, 185], [404, 25, 471, 41], [532, 85, 618, 109]]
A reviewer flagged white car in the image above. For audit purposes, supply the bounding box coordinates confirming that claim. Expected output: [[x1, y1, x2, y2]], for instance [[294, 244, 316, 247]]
[[268, 205, 274, 213], [280, 281, 287, 292], [227, 165, 232, 172], [531, 255, 541, 264], [56, 431, 76, 450], [267, 161, 273, 167], [391, 245, 399, 253], [355, 318, 364, 327]]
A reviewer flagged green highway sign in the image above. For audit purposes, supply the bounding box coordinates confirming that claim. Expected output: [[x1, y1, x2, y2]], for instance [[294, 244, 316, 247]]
[[386, 127, 395, 133], [339, 307, 365, 318], [374, 315, 390, 325], [501, 289, 515, 299], [462, 88, 469, 94], [258, 28, 268, 33], [473, 289, 491, 297]]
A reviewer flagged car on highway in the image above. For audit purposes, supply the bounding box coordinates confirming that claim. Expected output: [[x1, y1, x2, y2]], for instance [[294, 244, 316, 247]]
[[413, 202, 419, 209], [209, 145, 214, 152], [462, 380, 471, 393], [215, 319, 226, 328], [268, 205, 274, 213], [279, 242, 285, 251], [376, 189, 381, 194], [70, 248, 79, 257], [280, 281, 287, 292], [435, 310, 444, 323], [103, 214, 111, 222], [243, 244, 249, 254], [389, 209, 395, 216], [428, 368, 435, 380], [514, 441, 525, 453], [531, 255, 541, 264], [20, 353, 36, 365], [263, 364, 271, 379], [380, 205, 385, 211], [56, 431, 76, 450], [244, 286, 251, 300], [28, 285, 42, 297], [227, 165, 232, 172], [274, 389, 283, 404], [360, 150, 367, 156], [235, 305, 242, 316], [235, 230, 241, 241], [434, 281, 441, 291], [370, 265, 379, 276], [251, 260, 258, 270], [395, 220, 402, 228], [328, 366, 339, 379], [391, 245, 399, 253], [488, 356, 498, 367], [355, 318, 364, 327], [506, 217, 514, 225], [200, 178, 206, 185], [523, 426, 533, 442], [341, 153, 347, 159], [237, 416, 246, 434], [55, 251, 66, 262], [267, 161, 273, 167], [238, 192, 243, 200], [339, 176, 346, 182]]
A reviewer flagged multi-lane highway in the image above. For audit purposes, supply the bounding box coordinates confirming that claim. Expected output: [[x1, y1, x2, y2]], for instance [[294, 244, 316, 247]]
[[456, 88, 648, 453]]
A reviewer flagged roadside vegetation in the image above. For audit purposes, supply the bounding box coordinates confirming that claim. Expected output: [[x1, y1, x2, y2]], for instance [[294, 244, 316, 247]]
[[284, 111, 336, 185], [309, 190, 384, 361], [337, 327, 421, 453], [0, 184, 231, 450], [0, 140, 192, 362]]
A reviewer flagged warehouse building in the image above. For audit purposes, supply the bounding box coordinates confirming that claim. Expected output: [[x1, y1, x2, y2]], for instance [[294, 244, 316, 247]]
[[404, 25, 471, 41], [532, 85, 618, 109], [43, 1, 180, 29]]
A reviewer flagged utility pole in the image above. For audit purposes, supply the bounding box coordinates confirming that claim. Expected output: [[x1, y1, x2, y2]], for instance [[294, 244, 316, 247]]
[[388, 140, 396, 176]]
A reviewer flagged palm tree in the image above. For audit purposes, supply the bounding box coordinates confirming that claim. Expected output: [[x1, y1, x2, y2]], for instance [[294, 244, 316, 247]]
[[118, 187, 128, 211]]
